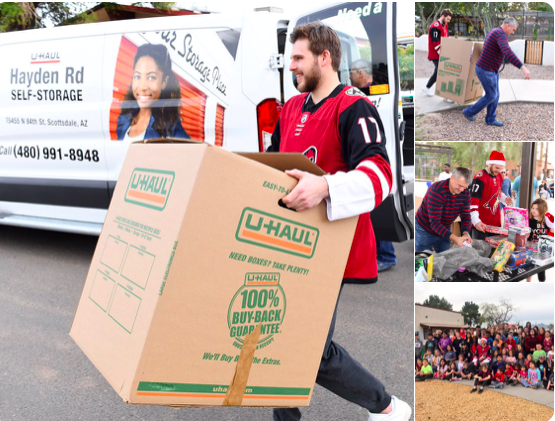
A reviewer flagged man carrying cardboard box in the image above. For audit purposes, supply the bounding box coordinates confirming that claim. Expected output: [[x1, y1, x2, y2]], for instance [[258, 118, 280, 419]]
[[422, 9, 453, 103], [462, 18, 531, 126], [268, 22, 411, 421]]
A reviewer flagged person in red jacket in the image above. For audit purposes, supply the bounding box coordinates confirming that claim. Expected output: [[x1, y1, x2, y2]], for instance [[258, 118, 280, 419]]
[[422, 9, 452, 99], [506, 332, 516, 351], [491, 366, 506, 388], [476, 338, 492, 364], [269, 21, 411, 421], [469, 151, 513, 241]]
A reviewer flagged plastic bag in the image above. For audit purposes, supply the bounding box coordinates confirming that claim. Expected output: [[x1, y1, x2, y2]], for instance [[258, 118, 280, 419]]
[[432, 246, 493, 279], [470, 239, 491, 257]]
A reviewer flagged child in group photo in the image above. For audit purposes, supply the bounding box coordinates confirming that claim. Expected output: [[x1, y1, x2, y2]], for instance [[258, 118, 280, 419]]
[[416, 326, 555, 394]]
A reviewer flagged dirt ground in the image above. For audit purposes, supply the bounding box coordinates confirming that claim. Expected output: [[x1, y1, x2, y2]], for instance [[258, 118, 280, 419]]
[[416, 381, 554, 421], [415, 103, 554, 141]]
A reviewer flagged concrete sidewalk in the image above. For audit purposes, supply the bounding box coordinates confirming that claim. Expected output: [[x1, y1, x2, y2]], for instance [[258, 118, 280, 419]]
[[416, 78, 554, 115], [423, 378, 554, 408]]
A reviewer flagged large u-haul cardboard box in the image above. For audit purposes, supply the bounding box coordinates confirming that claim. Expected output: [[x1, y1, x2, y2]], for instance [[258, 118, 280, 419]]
[[435, 38, 484, 104], [70, 141, 358, 407]]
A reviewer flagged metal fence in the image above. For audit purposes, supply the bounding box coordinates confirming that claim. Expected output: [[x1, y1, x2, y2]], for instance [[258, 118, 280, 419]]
[[415, 155, 443, 180], [499, 11, 554, 40]]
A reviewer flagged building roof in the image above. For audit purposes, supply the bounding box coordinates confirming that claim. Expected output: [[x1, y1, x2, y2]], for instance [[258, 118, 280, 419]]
[[420, 323, 469, 329], [415, 304, 463, 315], [82, 3, 207, 24]]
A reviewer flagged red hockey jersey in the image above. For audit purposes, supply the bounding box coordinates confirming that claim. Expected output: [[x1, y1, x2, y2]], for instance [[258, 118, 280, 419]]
[[428, 20, 449, 60], [270, 85, 392, 282], [470, 169, 504, 227]]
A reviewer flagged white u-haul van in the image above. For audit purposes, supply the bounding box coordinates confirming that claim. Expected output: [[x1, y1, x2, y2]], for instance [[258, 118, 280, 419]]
[[0, 2, 413, 242]]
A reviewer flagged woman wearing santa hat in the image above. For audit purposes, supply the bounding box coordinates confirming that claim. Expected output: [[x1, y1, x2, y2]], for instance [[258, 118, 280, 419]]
[[469, 150, 514, 241]]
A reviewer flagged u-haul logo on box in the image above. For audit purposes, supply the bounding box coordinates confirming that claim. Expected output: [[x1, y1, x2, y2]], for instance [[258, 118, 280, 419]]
[[124, 168, 175, 211], [444, 62, 462, 73], [236, 208, 319, 258]]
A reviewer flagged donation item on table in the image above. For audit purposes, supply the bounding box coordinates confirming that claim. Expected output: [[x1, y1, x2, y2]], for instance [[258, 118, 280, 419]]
[[485, 235, 507, 248], [491, 240, 515, 272], [538, 235, 554, 259], [504, 207, 529, 230], [506, 249, 533, 269]]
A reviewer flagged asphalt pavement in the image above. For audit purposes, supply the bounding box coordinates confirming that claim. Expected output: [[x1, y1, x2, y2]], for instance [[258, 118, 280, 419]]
[[0, 225, 415, 421]]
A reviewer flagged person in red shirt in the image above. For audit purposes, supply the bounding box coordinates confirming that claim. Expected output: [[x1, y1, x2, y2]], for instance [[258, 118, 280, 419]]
[[422, 9, 452, 99], [505, 364, 514, 381], [506, 332, 516, 351], [269, 21, 410, 421], [476, 338, 492, 364], [525, 330, 540, 354], [491, 366, 506, 388], [469, 151, 513, 241]]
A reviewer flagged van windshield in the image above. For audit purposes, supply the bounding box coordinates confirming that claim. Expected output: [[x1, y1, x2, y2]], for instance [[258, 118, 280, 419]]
[[296, 2, 389, 96]]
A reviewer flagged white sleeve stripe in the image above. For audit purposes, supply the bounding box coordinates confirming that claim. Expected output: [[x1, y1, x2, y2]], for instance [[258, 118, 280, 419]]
[[356, 161, 390, 202], [470, 211, 481, 226], [323, 171, 376, 221], [470, 205, 478, 209]]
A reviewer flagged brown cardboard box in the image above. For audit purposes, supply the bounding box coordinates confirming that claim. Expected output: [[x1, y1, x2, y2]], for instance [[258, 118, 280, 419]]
[[70, 140, 357, 407], [435, 38, 484, 104]]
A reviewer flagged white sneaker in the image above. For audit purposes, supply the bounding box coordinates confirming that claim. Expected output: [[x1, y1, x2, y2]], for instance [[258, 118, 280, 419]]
[[367, 396, 412, 421], [443, 98, 454, 103], [422, 86, 434, 96]]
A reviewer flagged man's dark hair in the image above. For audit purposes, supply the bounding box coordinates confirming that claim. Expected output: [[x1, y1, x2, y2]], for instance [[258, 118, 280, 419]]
[[290, 22, 342, 71], [441, 9, 453, 17], [444, 163, 451, 168]]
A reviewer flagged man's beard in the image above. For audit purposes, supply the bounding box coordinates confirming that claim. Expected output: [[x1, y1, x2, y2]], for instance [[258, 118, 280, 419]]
[[298, 59, 321, 93]]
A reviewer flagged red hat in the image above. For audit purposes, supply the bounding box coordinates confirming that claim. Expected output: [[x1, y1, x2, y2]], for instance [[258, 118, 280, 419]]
[[546, 212, 554, 237], [486, 151, 506, 167]]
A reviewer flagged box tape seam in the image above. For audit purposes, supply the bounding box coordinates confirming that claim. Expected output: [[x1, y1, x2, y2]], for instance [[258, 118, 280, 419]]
[[222, 323, 262, 406]]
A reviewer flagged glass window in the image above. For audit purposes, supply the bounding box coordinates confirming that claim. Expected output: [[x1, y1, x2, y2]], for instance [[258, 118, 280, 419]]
[[295, 2, 389, 95], [398, 41, 413, 91]]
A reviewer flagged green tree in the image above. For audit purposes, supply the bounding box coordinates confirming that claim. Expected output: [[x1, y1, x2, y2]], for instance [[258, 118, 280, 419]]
[[0, 2, 175, 32], [461, 301, 481, 325], [422, 295, 453, 311], [449, 2, 510, 39], [528, 2, 554, 12], [415, 2, 446, 37], [533, 25, 538, 40], [429, 142, 522, 176], [507, 2, 527, 12], [398, 44, 414, 91]]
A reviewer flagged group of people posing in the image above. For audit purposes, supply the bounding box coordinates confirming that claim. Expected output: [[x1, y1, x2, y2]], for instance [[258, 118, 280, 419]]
[[415, 324, 554, 394]]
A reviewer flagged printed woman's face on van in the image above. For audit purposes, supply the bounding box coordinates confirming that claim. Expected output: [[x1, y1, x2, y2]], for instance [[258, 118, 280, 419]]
[[132, 56, 168, 108]]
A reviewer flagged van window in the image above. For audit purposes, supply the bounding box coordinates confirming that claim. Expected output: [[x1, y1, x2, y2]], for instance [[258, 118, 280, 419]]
[[295, 2, 389, 95]]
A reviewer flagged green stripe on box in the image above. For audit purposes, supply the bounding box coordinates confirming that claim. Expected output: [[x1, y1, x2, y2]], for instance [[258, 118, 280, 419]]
[[137, 382, 311, 396]]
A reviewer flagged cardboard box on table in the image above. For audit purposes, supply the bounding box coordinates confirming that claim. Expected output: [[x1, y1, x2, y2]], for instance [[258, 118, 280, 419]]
[[436, 37, 484, 104], [70, 139, 358, 408]]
